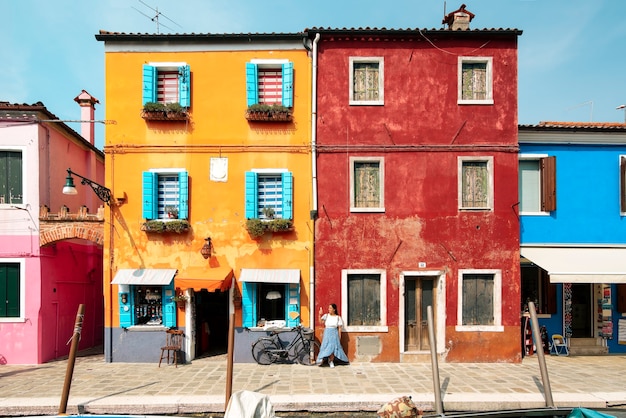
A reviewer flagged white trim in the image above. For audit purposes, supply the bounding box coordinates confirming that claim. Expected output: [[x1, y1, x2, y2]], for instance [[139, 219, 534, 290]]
[[399, 270, 446, 354], [341, 269, 388, 332], [457, 56, 493, 105], [349, 57, 384, 106], [148, 168, 186, 173], [0, 258, 26, 322], [103, 41, 305, 53], [518, 154, 550, 215], [250, 58, 289, 66], [147, 61, 187, 69], [111, 269, 177, 285], [349, 156, 385, 213], [251, 168, 288, 174], [457, 156, 494, 211], [456, 269, 503, 332]]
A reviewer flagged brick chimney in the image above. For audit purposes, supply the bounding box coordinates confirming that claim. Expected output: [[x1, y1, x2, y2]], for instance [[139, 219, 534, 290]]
[[443, 4, 475, 30], [73, 90, 99, 146]]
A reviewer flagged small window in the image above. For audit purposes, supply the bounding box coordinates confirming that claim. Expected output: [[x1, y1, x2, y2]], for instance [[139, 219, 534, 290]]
[[341, 269, 388, 332], [244, 170, 293, 220], [118, 283, 176, 328], [0, 261, 23, 319], [458, 156, 494, 210], [142, 63, 191, 107], [142, 170, 189, 220], [0, 151, 23, 205], [521, 264, 556, 315], [349, 57, 384, 105], [350, 157, 384, 212], [246, 60, 294, 107], [457, 269, 502, 332], [241, 282, 300, 327], [519, 155, 556, 213], [619, 155, 626, 214], [458, 57, 493, 105]]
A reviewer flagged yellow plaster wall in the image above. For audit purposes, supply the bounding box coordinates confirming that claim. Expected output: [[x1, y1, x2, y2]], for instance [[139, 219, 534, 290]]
[[102, 46, 313, 328]]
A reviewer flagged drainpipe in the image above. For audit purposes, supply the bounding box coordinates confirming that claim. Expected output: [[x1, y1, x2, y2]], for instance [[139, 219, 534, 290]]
[[309, 33, 320, 330]]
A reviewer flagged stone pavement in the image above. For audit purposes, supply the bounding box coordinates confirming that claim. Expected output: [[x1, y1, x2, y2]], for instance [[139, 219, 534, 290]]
[[0, 350, 625, 417]]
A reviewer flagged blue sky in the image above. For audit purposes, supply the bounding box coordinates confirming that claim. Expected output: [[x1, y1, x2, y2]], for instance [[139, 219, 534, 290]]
[[2, 0, 625, 150]]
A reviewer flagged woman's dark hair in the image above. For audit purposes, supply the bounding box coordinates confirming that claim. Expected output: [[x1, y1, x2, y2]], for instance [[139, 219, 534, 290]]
[[330, 303, 338, 313]]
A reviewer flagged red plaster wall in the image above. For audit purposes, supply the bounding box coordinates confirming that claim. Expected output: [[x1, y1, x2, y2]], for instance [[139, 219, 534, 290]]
[[314, 31, 521, 362]]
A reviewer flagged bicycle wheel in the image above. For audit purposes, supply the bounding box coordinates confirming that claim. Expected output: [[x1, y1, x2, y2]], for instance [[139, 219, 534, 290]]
[[252, 339, 279, 365], [295, 340, 320, 366]]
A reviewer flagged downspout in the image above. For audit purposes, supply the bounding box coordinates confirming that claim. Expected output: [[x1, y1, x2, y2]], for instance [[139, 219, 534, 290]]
[[309, 33, 320, 330]]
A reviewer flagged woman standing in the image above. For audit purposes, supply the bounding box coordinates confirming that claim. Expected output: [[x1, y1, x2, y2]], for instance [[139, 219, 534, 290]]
[[317, 303, 349, 367]]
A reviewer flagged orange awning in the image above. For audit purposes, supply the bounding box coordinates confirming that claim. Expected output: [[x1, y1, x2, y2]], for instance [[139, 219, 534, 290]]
[[175, 266, 233, 291]]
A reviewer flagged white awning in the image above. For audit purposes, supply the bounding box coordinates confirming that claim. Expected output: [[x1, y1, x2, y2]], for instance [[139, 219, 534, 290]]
[[111, 269, 177, 285], [521, 246, 626, 283], [239, 268, 300, 284]]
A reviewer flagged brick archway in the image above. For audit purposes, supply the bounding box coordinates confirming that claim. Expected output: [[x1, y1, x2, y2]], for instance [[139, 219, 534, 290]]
[[39, 220, 105, 246]]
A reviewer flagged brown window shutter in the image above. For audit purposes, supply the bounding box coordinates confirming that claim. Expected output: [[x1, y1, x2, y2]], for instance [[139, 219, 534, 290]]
[[617, 284, 626, 313], [543, 270, 557, 314], [619, 156, 626, 212], [541, 156, 556, 212]]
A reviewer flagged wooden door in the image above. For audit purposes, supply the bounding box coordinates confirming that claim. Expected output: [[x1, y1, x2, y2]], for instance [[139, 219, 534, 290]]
[[404, 277, 434, 352]]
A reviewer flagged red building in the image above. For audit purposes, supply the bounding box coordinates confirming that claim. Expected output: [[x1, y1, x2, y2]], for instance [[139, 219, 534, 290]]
[[308, 6, 523, 362]]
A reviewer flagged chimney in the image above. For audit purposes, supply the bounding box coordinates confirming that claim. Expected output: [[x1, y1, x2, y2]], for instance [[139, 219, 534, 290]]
[[73, 90, 99, 146], [442, 4, 475, 30]]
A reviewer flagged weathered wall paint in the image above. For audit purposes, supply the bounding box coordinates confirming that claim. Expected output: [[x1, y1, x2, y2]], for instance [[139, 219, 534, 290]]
[[313, 31, 521, 362], [100, 38, 312, 362]]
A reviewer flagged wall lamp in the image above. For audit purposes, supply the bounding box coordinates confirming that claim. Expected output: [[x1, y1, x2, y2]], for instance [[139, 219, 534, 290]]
[[63, 168, 111, 205], [200, 237, 212, 259]]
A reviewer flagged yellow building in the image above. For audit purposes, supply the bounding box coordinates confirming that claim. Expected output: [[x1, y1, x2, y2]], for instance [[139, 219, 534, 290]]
[[96, 31, 312, 363]]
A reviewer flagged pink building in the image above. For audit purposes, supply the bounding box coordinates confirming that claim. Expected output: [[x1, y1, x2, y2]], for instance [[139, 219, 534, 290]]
[[0, 92, 105, 364]]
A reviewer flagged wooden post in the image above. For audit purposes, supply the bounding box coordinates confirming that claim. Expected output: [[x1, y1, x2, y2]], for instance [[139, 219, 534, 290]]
[[225, 312, 235, 411], [59, 304, 85, 414]]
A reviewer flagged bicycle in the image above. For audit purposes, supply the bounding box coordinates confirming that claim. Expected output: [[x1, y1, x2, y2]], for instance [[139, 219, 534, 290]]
[[251, 325, 320, 366]]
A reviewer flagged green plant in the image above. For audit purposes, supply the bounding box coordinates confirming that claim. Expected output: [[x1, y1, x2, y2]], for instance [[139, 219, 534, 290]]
[[268, 104, 290, 115], [165, 205, 178, 219], [165, 220, 190, 233], [143, 102, 166, 112], [165, 102, 185, 113], [171, 294, 189, 302], [245, 218, 293, 237], [262, 207, 275, 219], [247, 103, 273, 113], [142, 220, 166, 233]]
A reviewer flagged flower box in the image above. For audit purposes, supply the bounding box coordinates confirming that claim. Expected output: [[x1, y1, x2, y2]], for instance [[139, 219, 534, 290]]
[[245, 218, 294, 238], [141, 102, 189, 121], [141, 219, 190, 234], [245, 104, 293, 122]]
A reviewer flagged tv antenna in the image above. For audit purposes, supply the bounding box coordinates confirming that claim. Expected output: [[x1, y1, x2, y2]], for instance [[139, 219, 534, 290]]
[[567, 100, 593, 122], [132, 0, 182, 34]]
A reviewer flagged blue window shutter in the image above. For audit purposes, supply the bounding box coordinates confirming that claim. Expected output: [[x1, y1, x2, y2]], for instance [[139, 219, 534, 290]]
[[245, 63, 258, 106], [142, 64, 157, 105], [179, 65, 191, 108], [242, 282, 257, 328], [285, 283, 300, 327], [245, 171, 258, 219], [162, 282, 176, 327], [282, 62, 294, 108], [281, 172, 293, 220], [178, 171, 189, 219], [119, 291, 132, 328], [142, 171, 158, 220]]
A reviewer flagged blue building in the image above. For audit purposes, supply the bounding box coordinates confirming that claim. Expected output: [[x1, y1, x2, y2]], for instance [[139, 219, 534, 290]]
[[519, 122, 626, 355]]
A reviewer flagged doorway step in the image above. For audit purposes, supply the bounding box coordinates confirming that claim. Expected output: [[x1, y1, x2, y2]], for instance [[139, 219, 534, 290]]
[[568, 338, 608, 356]]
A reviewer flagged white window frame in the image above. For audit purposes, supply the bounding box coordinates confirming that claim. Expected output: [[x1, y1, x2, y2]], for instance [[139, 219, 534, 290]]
[[458, 57, 493, 105], [456, 268, 503, 332], [0, 146, 26, 208], [250, 59, 290, 106], [349, 57, 384, 106], [341, 268, 388, 332], [519, 154, 550, 216], [0, 258, 26, 322], [146, 62, 187, 104], [458, 156, 494, 211], [350, 156, 385, 213]]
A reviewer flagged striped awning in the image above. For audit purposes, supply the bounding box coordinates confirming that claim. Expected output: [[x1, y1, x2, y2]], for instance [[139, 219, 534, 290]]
[[111, 269, 177, 285], [239, 268, 300, 284], [175, 266, 234, 291]]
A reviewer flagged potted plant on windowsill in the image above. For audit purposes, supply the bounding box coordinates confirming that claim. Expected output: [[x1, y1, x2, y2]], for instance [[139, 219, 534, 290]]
[[245, 103, 293, 122], [141, 102, 189, 121], [171, 293, 188, 308], [245, 218, 294, 238], [141, 219, 191, 234], [165, 205, 178, 219]]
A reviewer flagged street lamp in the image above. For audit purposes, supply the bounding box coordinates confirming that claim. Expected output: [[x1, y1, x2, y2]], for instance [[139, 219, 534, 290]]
[[63, 168, 111, 205], [617, 105, 626, 123]]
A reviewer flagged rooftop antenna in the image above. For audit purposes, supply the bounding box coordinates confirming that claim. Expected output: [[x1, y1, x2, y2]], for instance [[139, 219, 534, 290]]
[[132, 0, 182, 34], [567, 100, 593, 122]]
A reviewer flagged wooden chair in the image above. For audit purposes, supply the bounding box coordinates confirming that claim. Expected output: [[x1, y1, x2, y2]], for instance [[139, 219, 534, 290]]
[[159, 329, 184, 367]]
